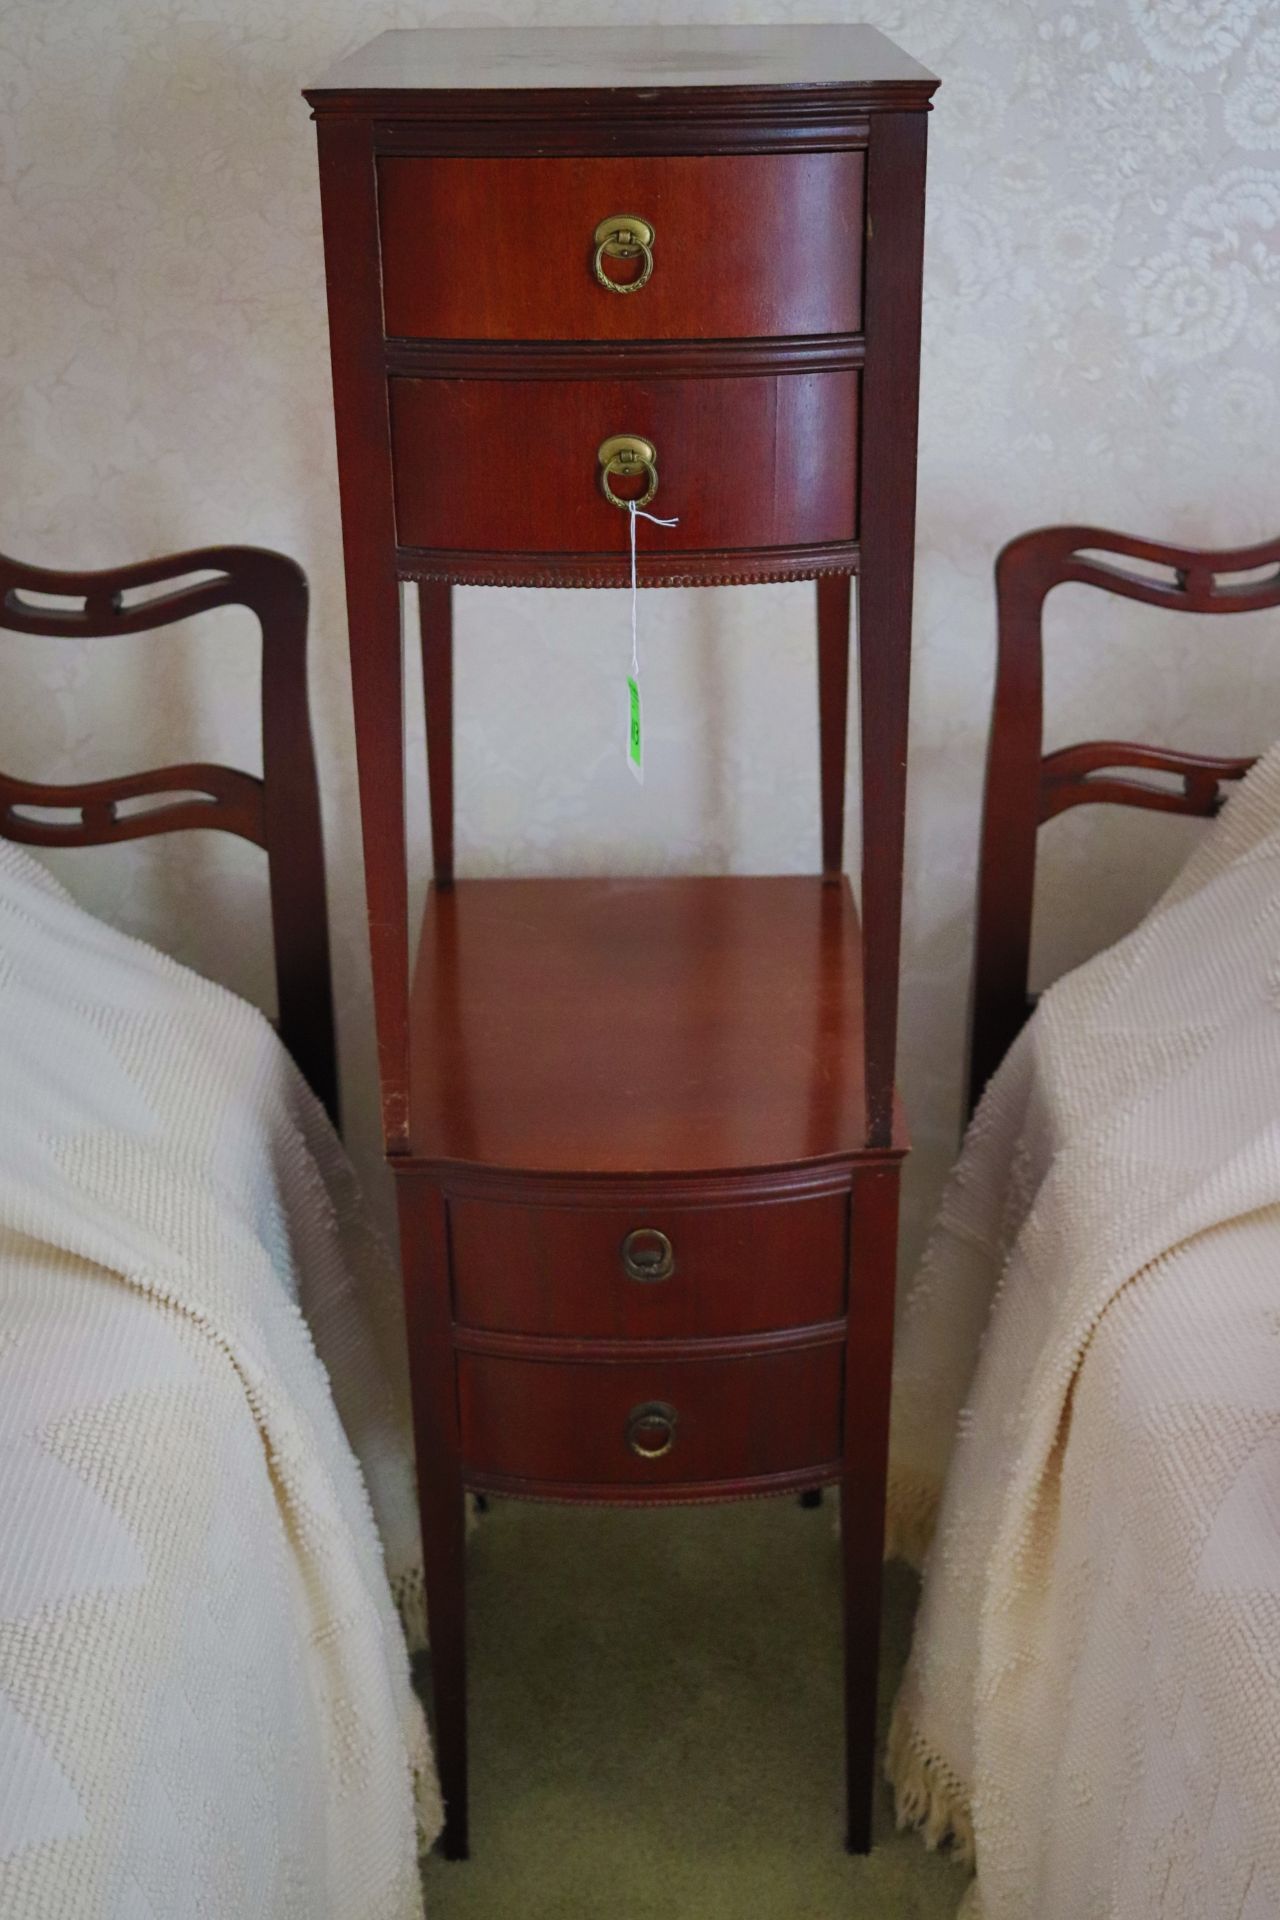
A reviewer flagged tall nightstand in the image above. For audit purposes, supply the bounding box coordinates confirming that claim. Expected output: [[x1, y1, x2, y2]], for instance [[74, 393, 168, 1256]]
[[306, 22, 936, 1859]]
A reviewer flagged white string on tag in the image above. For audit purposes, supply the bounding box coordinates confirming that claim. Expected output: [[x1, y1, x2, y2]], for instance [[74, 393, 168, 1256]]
[[626, 499, 679, 784]]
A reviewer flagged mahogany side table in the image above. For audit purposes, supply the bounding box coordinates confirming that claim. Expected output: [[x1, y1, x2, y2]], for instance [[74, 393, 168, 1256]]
[[305, 23, 936, 1861]]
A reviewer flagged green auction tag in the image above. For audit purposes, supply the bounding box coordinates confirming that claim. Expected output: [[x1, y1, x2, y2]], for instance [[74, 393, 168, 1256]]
[[627, 673, 643, 784], [623, 499, 675, 786]]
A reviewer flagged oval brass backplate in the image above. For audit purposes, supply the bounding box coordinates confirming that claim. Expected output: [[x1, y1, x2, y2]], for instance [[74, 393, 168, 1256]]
[[597, 433, 657, 470], [593, 214, 654, 255]]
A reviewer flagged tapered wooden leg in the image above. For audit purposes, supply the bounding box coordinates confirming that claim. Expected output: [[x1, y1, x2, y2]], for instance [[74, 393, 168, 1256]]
[[841, 1162, 901, 1852], [396, 1176, 469, 1860], [419, 581, 454, 888], [858, 110, 928, 1149], [315, 115, 412, 1153], [817, 575, 852, 880]]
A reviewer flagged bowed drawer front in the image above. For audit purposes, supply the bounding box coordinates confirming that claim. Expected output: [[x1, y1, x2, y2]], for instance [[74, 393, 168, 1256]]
[[378, 152, 866, 341], [389, 371, 859, 556], [448, 1191, 848, 1338], [458, 1344, 844, 1492]]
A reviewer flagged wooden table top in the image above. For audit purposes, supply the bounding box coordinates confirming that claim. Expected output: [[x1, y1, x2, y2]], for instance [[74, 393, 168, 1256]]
[[408, 874, 903, 1177], [305, 25, 937, 104]]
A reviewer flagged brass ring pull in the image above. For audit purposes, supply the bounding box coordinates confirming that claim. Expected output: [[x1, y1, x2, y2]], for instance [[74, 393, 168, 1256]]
[[626, 1400, 677, 1460], [598, 433, 658, 511], [593, 214, 655, 294], [620, 1227, 675, 1283]]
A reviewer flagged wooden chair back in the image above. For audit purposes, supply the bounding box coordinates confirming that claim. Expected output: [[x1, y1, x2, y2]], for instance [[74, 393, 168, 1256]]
[[969, 523, 1280, 1116], [0, 544, 338, 1123]]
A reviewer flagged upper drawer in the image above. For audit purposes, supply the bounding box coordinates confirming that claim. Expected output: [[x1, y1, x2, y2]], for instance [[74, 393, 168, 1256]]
[[449, 1192, 847, 1340], [378, 153, 865, 342]]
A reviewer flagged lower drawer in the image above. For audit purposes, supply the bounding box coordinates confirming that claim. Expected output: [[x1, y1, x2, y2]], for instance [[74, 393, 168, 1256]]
[[389, 371, 858, 557], [457, 1343, 843, 1490]]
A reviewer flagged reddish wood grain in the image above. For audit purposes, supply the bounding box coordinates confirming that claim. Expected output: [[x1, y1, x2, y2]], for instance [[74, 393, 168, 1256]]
[[817, 574, 852, 878], [389, 371, 859, 558], [305, 24, 936, 103], [396, 540, 860, 592], [448, 1190, 847, 1337], [857, 110, 928, 1150], [0, 544, 337, 1122], [465, 1460, 844, 1504], [457, 1340, 843, 1488], [308, 26, 933, 1856], [841, 1162, 900, 1852], [396, 1175, 470, 1859], [385, 335, 864, 377], [418, 580, 454, 887], [969, 523, 1280, 1116], [315, 115, 413, 1151], [379, 153, 864, 342], [408, 875, 903, 1176]]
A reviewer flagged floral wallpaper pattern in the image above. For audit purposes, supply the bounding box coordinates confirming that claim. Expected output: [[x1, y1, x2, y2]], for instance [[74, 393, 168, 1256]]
[[3, 0, 1278, 1256]]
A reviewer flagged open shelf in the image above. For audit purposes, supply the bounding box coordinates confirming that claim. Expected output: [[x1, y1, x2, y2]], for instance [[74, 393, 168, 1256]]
[[408, 873, 903, 1176]]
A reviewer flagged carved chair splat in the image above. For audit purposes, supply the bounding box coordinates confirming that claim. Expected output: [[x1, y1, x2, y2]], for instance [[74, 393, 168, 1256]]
[[969, 523, 1280, 1116], [0, 544, 338, 1122]]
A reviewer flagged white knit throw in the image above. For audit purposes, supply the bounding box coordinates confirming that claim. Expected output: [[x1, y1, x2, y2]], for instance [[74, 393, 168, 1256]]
[[887, 741, 1280, 1920], [0, 840, 440, 1918]]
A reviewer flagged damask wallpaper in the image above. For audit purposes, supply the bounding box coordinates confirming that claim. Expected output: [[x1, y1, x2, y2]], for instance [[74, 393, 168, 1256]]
[[3, 0, 1278, 1257]]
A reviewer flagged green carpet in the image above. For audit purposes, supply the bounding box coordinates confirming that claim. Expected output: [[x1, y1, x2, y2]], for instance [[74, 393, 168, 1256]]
[[420, 1496, 961, 1917]]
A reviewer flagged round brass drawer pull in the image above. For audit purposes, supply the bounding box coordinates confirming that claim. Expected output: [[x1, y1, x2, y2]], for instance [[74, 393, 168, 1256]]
[[597, 433, 659, 511], [620, 1226, 674, 1283], [626, 1400, 677, 1460], [593, 214, 655, 294]]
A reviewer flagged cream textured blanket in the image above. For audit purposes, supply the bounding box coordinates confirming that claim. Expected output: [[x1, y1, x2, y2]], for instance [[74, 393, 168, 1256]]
[[0, 841, 441, 1918], [886, 744, 1280, 1919]]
